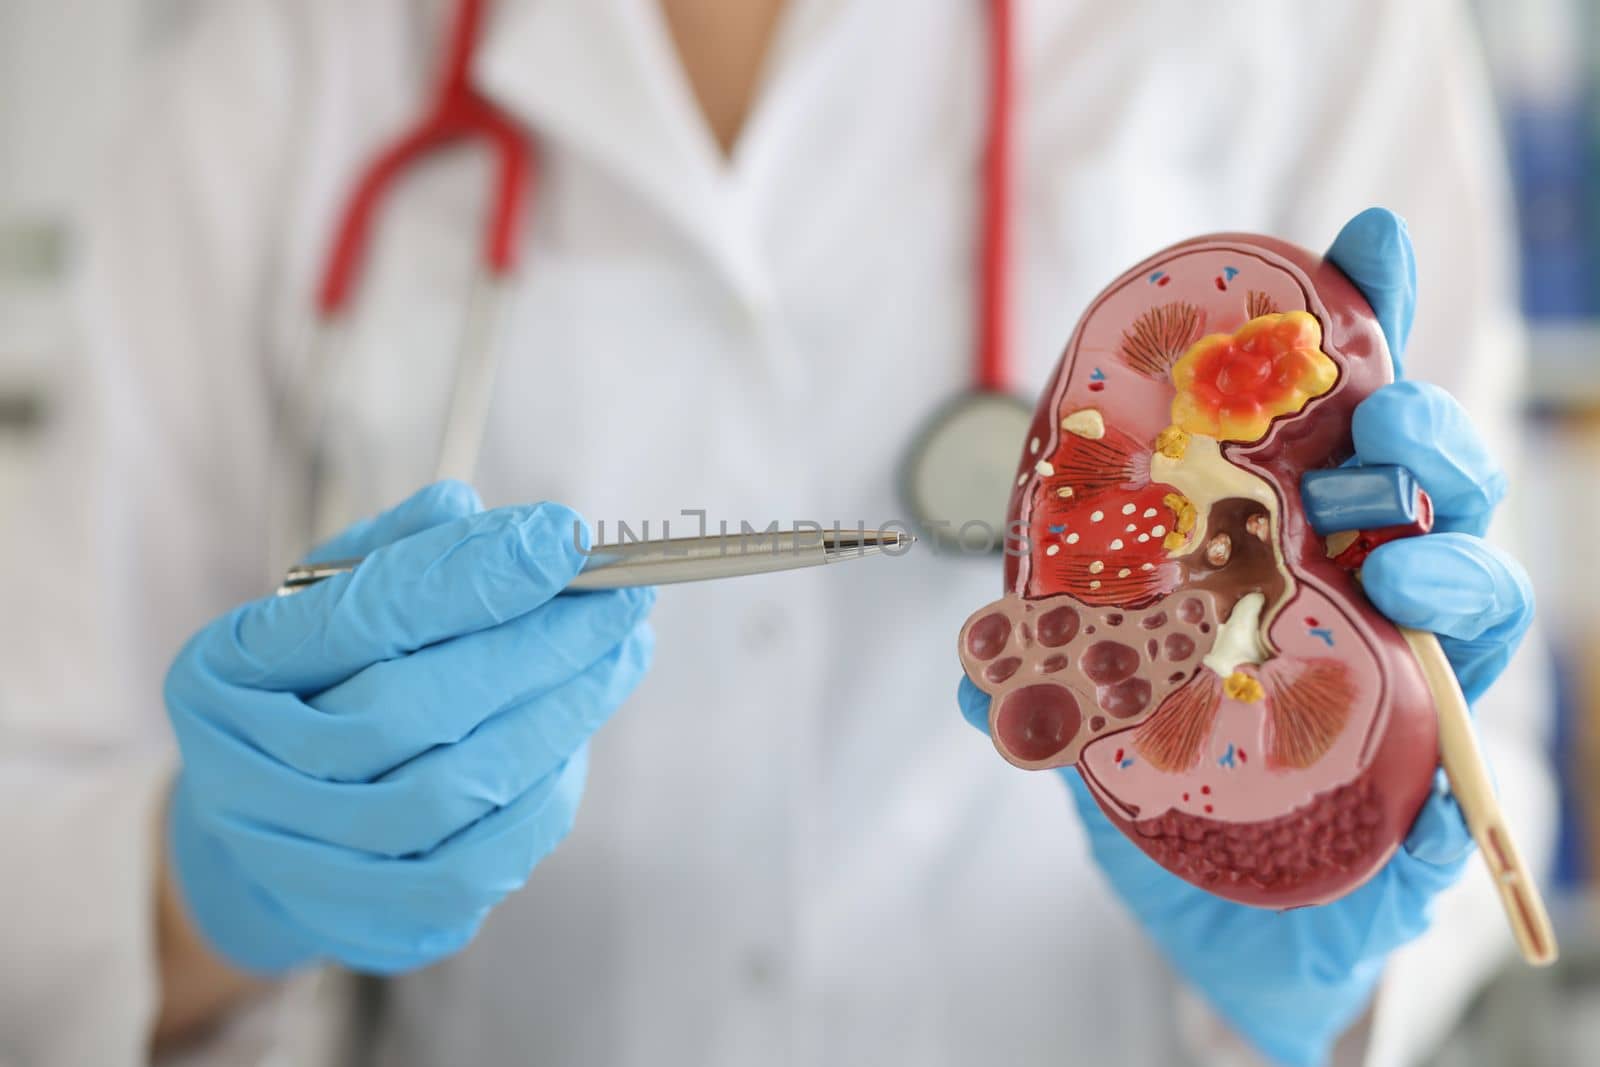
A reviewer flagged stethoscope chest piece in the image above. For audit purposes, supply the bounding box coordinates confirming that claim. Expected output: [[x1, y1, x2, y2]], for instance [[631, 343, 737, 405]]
[[900, 390, 1033, 553]]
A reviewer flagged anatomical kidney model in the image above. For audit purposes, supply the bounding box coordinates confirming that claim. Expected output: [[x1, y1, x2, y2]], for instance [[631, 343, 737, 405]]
[[959, 234, 1555, 948]]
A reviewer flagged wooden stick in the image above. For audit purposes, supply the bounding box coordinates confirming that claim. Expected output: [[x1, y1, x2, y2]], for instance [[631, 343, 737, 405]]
[[1402, 627, 1558, 966]]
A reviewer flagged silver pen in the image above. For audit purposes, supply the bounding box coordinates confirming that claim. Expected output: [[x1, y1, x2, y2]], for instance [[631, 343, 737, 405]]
[[277, 528, 915, 596]]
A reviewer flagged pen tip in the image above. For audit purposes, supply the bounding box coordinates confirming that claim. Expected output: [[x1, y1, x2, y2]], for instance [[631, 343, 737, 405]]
[[821, 529, 916, 554]]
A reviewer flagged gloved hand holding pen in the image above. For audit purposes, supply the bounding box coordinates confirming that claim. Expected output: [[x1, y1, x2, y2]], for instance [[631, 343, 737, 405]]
[[163, 481, 655, 975], [958, 209, 1536, 1066]]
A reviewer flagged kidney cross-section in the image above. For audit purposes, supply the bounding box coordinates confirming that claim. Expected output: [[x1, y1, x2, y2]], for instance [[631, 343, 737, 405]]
[[958, 236, 1439, 909]]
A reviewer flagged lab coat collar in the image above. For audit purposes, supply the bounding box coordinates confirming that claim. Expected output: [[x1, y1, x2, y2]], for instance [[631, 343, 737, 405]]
[[475, 0, 774, 305]]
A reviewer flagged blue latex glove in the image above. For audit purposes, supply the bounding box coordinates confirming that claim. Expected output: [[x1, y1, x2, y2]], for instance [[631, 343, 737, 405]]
[[958, 208, 1534, 1066], [166, 482, 655, 975]]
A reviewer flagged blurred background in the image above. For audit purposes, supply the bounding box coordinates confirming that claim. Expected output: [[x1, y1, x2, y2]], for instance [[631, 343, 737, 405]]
[[2, 2, 1600, 1062]]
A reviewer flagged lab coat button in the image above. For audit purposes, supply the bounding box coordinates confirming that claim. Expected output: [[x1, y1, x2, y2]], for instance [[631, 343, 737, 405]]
[[729, 290, 771, 332], [742, 602, 788, 652], [741, 946, 784, 991]]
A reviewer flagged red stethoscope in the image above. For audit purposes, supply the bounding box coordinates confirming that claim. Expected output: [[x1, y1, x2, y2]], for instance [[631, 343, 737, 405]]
[[287, 0, 1027, 557]]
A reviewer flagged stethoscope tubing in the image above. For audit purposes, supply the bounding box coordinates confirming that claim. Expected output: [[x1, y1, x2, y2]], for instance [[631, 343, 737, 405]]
[[275, 0, 1016, 569]]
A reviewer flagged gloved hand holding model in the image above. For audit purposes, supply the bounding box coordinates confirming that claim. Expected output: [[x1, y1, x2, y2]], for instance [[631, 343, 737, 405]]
[[958, 209, 1535, 1066], [164, 482, 655, 974]]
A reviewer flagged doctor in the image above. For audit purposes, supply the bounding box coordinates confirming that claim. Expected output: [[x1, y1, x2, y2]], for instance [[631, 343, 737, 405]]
[[0, 1, 1553, 1065]]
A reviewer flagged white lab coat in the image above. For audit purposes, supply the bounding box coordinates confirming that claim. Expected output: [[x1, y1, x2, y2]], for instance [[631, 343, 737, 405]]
[[0, 1, 1557, 1065]]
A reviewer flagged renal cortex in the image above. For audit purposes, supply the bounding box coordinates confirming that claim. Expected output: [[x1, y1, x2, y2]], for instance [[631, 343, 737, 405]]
[[958, 235, 1439, 909]]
